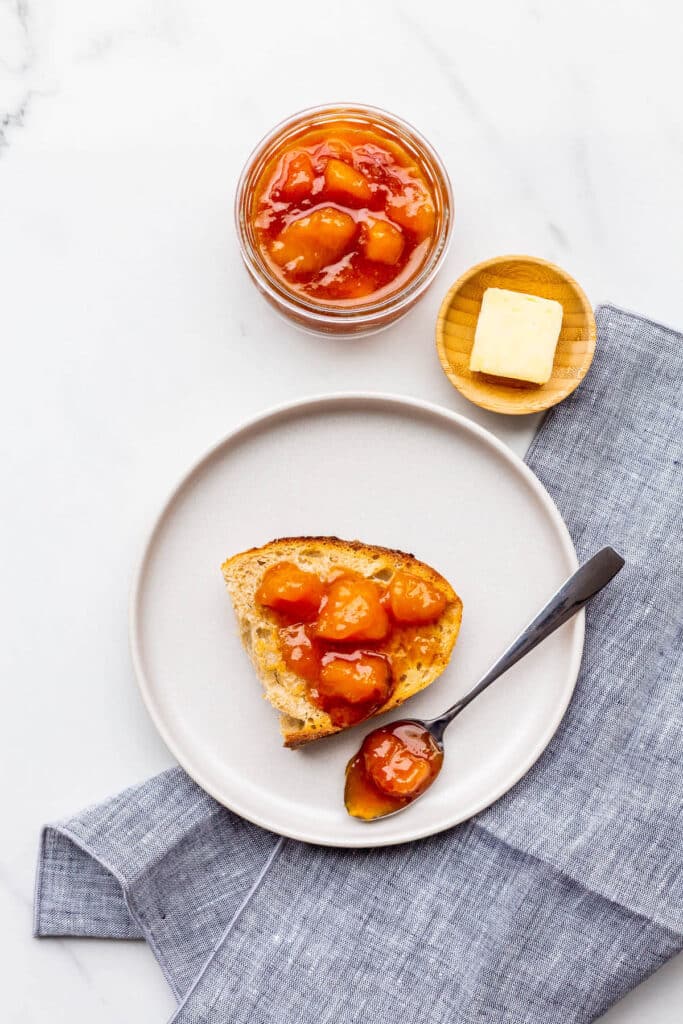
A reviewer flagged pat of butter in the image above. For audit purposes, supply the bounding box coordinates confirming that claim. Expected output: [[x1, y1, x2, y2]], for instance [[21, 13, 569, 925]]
[[469, 288, 563, 385]]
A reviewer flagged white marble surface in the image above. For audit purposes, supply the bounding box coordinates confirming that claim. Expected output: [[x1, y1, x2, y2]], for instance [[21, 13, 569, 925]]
[[2, 0, 682, 1020]]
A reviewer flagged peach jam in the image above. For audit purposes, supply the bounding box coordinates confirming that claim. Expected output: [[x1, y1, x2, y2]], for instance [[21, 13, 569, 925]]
[[236, 105, 453, 334], [256, 562, 447, 729], [344, 720, 444, 819]]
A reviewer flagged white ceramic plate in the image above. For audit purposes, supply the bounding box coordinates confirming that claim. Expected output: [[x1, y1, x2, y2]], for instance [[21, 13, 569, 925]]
[[131, 394, 583, 847]]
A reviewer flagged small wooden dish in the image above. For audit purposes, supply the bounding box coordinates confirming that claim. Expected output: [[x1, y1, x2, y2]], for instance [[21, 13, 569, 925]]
[[435, 255, 597, 415]]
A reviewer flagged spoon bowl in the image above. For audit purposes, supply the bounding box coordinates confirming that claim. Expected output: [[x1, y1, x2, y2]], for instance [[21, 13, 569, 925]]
[[344, 719, 444, 821]]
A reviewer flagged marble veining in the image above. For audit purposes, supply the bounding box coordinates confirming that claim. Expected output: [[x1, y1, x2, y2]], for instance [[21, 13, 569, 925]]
[[0, 0, 41, 153], [394, 5, 577, 250], [395, 7, 500, 141], [0, 0, 31, 72], [0, 91, 30, 150]]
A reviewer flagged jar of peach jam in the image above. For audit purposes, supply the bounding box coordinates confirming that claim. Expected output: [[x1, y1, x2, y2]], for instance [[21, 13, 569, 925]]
[[235, 104, 454, 335]]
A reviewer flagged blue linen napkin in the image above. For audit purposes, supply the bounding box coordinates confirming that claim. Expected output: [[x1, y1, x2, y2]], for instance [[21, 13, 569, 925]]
[[35, 306, 683, 1023]]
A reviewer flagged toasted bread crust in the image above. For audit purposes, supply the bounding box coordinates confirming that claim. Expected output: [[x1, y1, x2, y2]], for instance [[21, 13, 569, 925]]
[[222, 537, 463, 747]]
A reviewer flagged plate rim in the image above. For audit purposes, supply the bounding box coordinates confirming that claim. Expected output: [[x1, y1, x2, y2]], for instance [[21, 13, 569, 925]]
[[129, 391, 584, 847]]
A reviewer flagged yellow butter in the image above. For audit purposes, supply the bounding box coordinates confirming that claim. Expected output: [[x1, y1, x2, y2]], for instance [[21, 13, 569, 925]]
[[469, 288, 563, 385]]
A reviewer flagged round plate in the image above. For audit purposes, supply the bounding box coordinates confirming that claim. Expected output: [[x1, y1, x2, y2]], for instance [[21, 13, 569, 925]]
[[436, 255, 597, 415], [130, 393, 583, 847]]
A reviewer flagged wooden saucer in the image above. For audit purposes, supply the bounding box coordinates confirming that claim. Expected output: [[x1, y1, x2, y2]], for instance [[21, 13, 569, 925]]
[[435, 255, 597, 415]]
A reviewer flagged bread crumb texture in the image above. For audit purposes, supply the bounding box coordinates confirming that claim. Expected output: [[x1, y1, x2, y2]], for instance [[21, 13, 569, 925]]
[[221, 537, 463, 748]]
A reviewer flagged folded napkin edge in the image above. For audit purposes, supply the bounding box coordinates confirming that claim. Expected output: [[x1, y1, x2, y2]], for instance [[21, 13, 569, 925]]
[[473, 821, 683, 939], [34, 823, 184, 1000], [35, 807, 683, 945]]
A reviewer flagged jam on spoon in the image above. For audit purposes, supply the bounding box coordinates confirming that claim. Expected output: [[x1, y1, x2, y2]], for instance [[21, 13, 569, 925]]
[[345, 547, 626, 820], [345, 721, 443, 819]]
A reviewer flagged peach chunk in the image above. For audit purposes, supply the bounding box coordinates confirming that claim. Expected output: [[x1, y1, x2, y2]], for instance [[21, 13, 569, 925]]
[[279, 624, 320, 682], [324, 159, 372, 203], [315, 578, 389, 642], [257, 562, 325, 619], [318, 138, 353, 161], [280, 151, 315, 202], [386, 182, 436, 240], [362, 725, 441, 797], [363, 218, 404, 265], [388, 570, 446, 624], [270, 208, 356, 275], [318, 653, 391, 706], [363, 732, 432, 796]]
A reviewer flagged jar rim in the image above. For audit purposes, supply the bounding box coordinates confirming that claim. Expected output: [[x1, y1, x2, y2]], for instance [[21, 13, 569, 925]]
[[234, 103, 454, 328]]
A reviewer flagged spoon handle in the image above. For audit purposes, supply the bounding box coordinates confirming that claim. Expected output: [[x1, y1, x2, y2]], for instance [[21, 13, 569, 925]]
[[427, 546, 625, 741]]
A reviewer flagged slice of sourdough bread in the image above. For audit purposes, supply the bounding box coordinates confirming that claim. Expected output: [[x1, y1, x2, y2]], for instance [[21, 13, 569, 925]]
[[221, 537, 463, 748]]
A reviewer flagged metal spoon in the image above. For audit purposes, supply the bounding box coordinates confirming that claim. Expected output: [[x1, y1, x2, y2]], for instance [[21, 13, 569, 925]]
[[345, 546, 625, 820]]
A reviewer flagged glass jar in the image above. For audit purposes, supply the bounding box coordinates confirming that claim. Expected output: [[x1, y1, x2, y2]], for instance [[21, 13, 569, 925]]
[[235, 104, 454, 336]]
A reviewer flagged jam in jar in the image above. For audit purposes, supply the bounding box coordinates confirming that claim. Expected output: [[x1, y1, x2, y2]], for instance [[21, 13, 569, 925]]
[[236, 105, 453, 334]]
